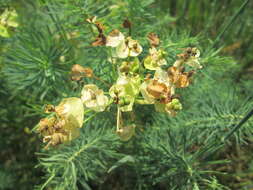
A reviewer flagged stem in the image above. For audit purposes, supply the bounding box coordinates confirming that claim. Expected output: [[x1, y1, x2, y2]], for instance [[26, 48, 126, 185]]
[[116, 106, 121, 132], [93, 75, 111, 87], [210, 0, 249, 50]]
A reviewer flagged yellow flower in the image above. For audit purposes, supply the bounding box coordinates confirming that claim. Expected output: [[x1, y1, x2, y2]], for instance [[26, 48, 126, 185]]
[[55, 97, 84, 129], [118, 58, 139, 76], [144, 47, 167, 70], [115, 37, 143, 58], [81, 84, 109, 112]]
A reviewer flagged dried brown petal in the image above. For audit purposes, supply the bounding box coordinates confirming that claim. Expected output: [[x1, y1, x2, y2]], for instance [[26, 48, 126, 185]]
[[43, 133, 68, 149], [71, 64, 93, 81], [168, 66, 194, 88], [37, 117, 56, 136], [147, 80, 168, 98], [147, 32, 160, 47]]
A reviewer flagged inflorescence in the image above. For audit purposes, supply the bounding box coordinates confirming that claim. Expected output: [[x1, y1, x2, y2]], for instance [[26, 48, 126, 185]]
[[36, 17, 202, 148]]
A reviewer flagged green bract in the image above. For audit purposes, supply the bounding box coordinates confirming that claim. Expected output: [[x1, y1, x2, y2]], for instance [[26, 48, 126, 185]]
[[117, 124, 136, 141], [55, 97, 84, 129], [110, 75, 141, 112], [119, 58, 140, 75]]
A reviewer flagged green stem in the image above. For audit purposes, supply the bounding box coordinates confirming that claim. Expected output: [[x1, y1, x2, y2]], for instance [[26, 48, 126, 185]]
[[223, 108, 253, 142]]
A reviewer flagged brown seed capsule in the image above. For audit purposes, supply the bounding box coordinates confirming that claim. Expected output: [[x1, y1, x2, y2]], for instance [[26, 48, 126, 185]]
[[147, 32, 160, 47]]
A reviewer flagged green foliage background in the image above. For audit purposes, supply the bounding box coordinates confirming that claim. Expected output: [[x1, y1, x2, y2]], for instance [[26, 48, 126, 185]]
[[0, 0, 253, 189]]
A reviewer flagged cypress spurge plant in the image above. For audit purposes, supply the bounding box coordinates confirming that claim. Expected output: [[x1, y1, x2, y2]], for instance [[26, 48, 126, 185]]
[[36, 18, 203, 148]]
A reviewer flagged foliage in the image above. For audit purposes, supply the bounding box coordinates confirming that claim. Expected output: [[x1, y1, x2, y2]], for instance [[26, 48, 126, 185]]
[[0, 0, 253, 190]]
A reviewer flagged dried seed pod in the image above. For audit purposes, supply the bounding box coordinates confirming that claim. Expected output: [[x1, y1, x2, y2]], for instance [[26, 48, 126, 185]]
[[147, 32, 160, 47], [146, 80, 169, 98], [91, 33, 106, 46], [168, 66, 194, 88]]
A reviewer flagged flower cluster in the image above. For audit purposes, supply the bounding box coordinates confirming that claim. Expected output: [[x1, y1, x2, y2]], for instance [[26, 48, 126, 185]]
[[36, 18, 202, 148]]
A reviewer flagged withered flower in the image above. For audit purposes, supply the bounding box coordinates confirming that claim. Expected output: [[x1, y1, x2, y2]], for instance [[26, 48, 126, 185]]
[[43, 133, 68, 148], [71, 64, 93, 81], [37, 97, 84, 148], [95, 21, 105, 34], [167, 66, 194, 88], [91, 21, 106, 46], [147, 32, 160, 47], [140, 79, 172, 104]]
